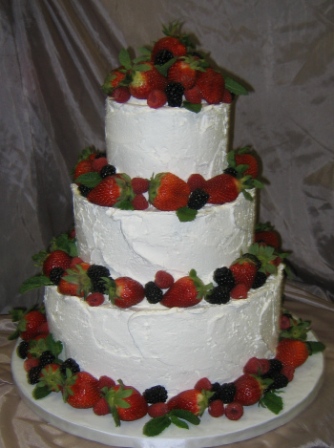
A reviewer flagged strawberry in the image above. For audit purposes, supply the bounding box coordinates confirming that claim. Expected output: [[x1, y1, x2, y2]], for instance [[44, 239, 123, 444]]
[[129, 62, 167, 100], [148, 402, 169, 418], [234, 374, 263, 406], [106, 277, 145, 308], [113, 86, 131, 103], [91, 156, 108, 172], [168, 56, 204, 89], [152, 34, 187, 61], [208, 400, 225, 418], [154, 270, 174, 289], [63, 371, 100, 409], [131, 177, 150, 194], [102, 67, 126, 95], [222, 89, 233, 104], [187, 173, 206, 191], [255, 222, 281, 250], [149, 172, 190, 211], [42, 250, 72, 277], [105, 381, 148, 425], [235, 153, 259, 179], [73, 159, 93, 180], [57, 262, 91, 298], [17, 310, 47, 341], [196, 68, 225, 104], [194, 377, 212, 392], [281, 365, 295, 382], [230, 254, 259, 289], [230, 283, 249, 299], [184, 85, 202, 104], [160, 269, 211, 308], [87, 174, 134, 208], [204, 173, 241, 204], [167, 388, 213, 416], [225, 402, 244, 420], [147, 89, 167, 108], [275, 339, 309, 368]]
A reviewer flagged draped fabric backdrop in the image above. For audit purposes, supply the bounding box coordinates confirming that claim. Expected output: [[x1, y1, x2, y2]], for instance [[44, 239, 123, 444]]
[[1, 0, 333, 313]]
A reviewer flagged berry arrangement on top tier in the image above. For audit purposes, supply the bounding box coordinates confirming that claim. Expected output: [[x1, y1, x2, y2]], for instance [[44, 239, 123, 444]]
[[102, 21, 248, 111], [10, 308, 325, 436]]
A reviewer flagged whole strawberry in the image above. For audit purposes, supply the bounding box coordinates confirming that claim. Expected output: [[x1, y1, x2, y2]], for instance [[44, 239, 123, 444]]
[[102, 67, 126, 95], [87, 174, 134, 208], [57, 262, 91, 297], [149, 172, 190, 211], [129, 62, 167, 100], [167, 388, 213, 416], [255, 222, 281, 250], [226, 147, 260, 180], [196, 68, 225, 104], [230, 254, 259, 289], [234, 374, 263, 406], [275, 339, 309, 368], [63, 371, 100, 409], [160, 269, 211, 308], [42, 250, 72, 278], [168, 56, 205, 90], [14, 310, 47, 341], [106, 277, 145, 308], [204, 173, 241, 204]]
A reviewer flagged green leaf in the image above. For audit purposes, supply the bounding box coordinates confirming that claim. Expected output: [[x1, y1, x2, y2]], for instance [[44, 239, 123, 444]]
[[169, 415, 189, 429], [182, 101, 202, 114], [118, 48, 132, 70], [19, 275, 53, 294], [307, 341, 326, 355], [225, 77, 248, 95], [143, 415, 171, 437], [155, 57, 177, 76], [170, 409, 201, 425], [114, 200, 134, 211], [176, 207, 197, 222], [75, 172, 101, 188], [260, 390, 283, 415], [33, 385, 52, 400], [50, 233, 78, 257]]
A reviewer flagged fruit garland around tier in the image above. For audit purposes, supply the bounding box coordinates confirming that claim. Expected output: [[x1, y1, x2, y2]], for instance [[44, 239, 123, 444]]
[[9, 307, 325, 436], [73, 145, 264, 222], [101, 21, 249, 112], [19, 223, 289, 307]]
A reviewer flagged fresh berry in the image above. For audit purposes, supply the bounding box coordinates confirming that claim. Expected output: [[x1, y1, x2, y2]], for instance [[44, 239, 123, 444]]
[[148, 402, 169, 418], [281, 365, 295, 382], [49, 267, 65, 285], [243, 357, 270, 376], [43, 250, 72, 278], [255, 223, 281, 250], [167, 388, 212, 416], [266, 359, 283, 376], [91, 156, 108, 173], [275, 339, 309, 368], [213, 267, 235, 290], [154, 270, 174, 289], [39, 350, 55, 368], [153, 49, 174, 66], [204, 173, 241, 204], [184, 85, 202, 104], [143, 385, 168, 404], [187, 173, 206, 191], [57, 262, 91, 297], [78, 184, 92, 197], [23, 358, 40, 372], [97, 375, 116, 391], [132, 194, 149, 210], [160, 269, 211, 308], [205, 285, 230, 305], [87, 174, 134, 207], [280, 314, 291, 330], [168, 56, 203, 90], [149, 172, 190, 211], [93, 397, 110, 416], [194, 377, 212, 392], [208, 400, 225, 418], [222, 89, 233, 104], [87, 264, 110, 293], [147, 89, 167, 108], [187, 188, 209, 210], [265, 373, 289, 391], [17, 310, 47, 341], [102, 67, 126, 95], [73, 159, 93, 180], [234, 374, 263, 406], [223, 166, 238, 177], [27, 365, 42, 384], [105, 381, 148, 424], [129, 62, 167, 100], [235, 152, 259, 179], [230, 254, 259, 289], [251, 271, 267, 289], [225, 402, 244, 420], [100, 164, 116, 178], [131, 177, 150, 194], [196, 68, 225, 104], [165, 82, 184, 107], [144, 281, 163, 304], [230, 283, 249, 299], [60, 358, 80, 377], [210, 382, 236, 404], [113, 86, 131, 103], [86, 292, 105, 307], [107, 277, 145, 308], [63, 371, 100, 409], [151, 26, 187, 60], [17, 340, 29, 359]]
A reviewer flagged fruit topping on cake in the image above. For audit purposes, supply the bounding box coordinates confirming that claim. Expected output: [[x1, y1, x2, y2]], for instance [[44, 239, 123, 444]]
[[149, 172, 190, 211], [105, 277, 145, 308]]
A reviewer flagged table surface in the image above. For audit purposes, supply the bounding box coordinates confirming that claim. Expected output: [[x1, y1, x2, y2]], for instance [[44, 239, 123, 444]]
[[1, 281, 334, 448]]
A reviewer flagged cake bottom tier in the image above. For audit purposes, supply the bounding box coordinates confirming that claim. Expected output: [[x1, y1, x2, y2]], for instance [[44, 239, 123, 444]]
[[44, 267, 283, 397]]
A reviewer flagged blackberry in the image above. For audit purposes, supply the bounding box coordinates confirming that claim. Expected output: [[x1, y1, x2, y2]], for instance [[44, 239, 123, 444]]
[[252, 271, 267, 289], [223, 167, 238, 177], [87, 264, 111, 293], [154, 49, 174, 66], [210, 382, 236, 404], [39, 350, 55, 368], [143, 385, 168, 404], [165, 82, 184, 107], [205, 285, 230, 305], [213, 267, 235, 290], [145, 281, 163, 304], [266, 359, 283, 376], [187, 188, 209, 210], [265, 373, 289, 391], [100, 164, 116, 178], [28, 365, 42, 384], [17, 340, 29, 359], [49, 267, 65, 285], [78, 184, 92, 197], [60, 358, 80, 377]]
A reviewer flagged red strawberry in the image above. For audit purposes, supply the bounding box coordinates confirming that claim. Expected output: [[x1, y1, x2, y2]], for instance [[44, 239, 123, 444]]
[[225, 402, 244, 420], [230, 255, 259, 289], [168, 57, 202, 89], [42, 250, 72, 277], [234, 374, 263, 406], [167, 388, 213, 416], [275, 339, 309, 368], [149, 172, 190, 211], [235, 153, 259, 179], [113, 86, 131, 103], [208, 400, 225, 418], [36, 321, 49, 336], [93, 397, 110, 416], [57, 262, 91, 298], [255, 223, 281, 250], [152, 36, 187, 61], [204, 173, 241, 204], [132, 194, 149, 210], [69, 256, 84, 268], [131, 177, 150, 194], [184, 85, 202, 104], [86, 292, 105, 307], [147, 89, 167, 109], [160, 269, 211, 308], [148, 402, 169, 418], [243, 357, 270, 376], [87, 174, 134, 208], [102, 67, 126, 95], [17, 310, 47, 341], [63, 371, 100, 409], [105, 381, 148, 425], [129, 62, 167, 100], [107, 277, 145, 308], [187, 173, 206, 191], [154, 270, 174, 289], [230, 283, 249, 299], [194, 377, 212, 392], [97, 375, 116, 391], [74, 159, 93, 180], [91, 156, 108, 172], [196, 68, 225, 104], [222, 89, 233, 104]]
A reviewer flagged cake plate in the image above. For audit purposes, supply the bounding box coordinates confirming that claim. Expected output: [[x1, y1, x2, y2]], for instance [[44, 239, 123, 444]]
[[12, 339, 324, 448]]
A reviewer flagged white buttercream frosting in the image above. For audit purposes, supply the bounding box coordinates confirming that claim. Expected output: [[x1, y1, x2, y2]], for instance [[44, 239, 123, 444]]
[[44, 266, 283, 397], [105, 98, 231, 179], [72, 184, 256, 284]]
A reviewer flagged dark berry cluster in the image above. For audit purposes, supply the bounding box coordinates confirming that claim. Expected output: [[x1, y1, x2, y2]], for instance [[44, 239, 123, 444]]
[[165, 82, 184, 107], [87, 264, 111, 293], [213, 267, 235, 291], [144, 281, 163, 304], [143, 385, 168, 403], [60, 358, 80, 377], [205, 285, 230, 305], [210, 382, 236, 403], [187, 188, 209, 210]]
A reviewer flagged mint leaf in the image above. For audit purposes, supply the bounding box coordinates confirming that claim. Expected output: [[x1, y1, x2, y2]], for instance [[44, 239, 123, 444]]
[[33, 385, 52, 400], [170, 409, 200, 425], [176, 207, 197, 222], [19, 275, 53, 294], [260, 390, 283, 415], [75, 172, 101, 188], [183, 101, 202, 113], [143, 415, 171, 437], [169, 415, 189, 429], [225, 77, 248, 95], [307, 341, 326, 354]]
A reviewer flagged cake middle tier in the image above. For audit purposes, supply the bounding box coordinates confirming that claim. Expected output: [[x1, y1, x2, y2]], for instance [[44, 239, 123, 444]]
[[72, 185, 256, 284]]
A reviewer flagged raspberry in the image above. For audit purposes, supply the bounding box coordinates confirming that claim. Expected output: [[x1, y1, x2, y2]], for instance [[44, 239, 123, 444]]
[[97, 375, 116, 391], [213, 267, 235, 290], [100, 164, 116, 178], [86, 292, 105, 307], [225, 402, 244, 420], [194, 377, 212, 391], [93, 397, 110, 416], [148, 402, 169, 418], [154, 271, 174, 289], [243, 357, 270, 375], [208, 400, 225, 418], [92, 156, 108, 172], [113, 86, 131, 103], [143, 385, 168, 404], [281, 365, 295, 382], [230, 283, 249, 299], [131, 177, 150, 194], [184, 85, 202, 104], [187, 188, 209, 210], [144, 281, 163, 304], [23, 358, 40, 372], [205, 285, 230, 305], [187, 173, 206, 191], [132, 194, 149, 210], [222, 89, 233, 104], [147, 89, 167, 109], [280, 314, 291, 330]]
